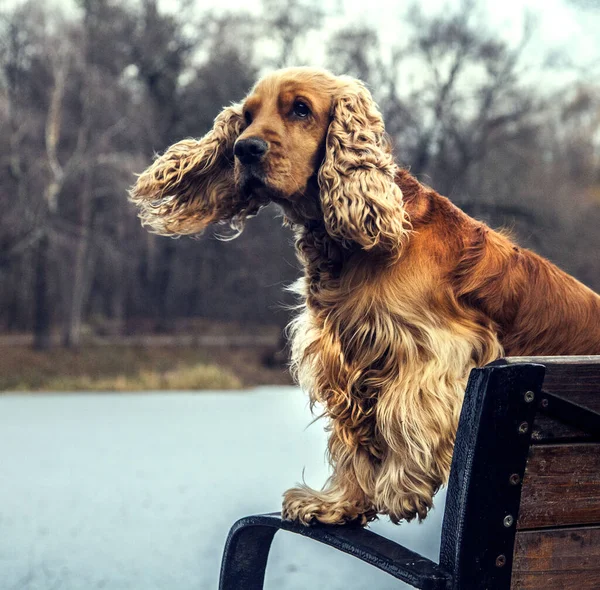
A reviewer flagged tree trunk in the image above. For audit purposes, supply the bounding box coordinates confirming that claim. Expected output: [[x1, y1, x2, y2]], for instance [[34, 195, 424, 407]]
[[62, 238, 92, 348], [33, 232, 52, 350], [62, 171, 93, 348], [154, 238, 176, 332], [109, 216, 126, 337]]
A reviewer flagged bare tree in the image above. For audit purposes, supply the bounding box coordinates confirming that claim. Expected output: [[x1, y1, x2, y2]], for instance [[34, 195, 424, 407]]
[[260, 0, 324, 68], [0, 0, 597, 346]]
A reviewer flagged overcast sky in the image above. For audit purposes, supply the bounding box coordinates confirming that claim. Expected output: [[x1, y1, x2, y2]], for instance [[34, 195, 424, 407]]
[[154, 0, 600, 76], [24, 0, 600, 80], [205, 0, 599, 47]]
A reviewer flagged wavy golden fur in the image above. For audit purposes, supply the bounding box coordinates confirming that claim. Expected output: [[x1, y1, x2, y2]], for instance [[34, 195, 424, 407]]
[[130, 67, 600, 525]]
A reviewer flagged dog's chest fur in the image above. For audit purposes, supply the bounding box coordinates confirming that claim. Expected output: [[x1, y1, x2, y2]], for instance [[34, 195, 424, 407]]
[[289, 226, 503, 454]]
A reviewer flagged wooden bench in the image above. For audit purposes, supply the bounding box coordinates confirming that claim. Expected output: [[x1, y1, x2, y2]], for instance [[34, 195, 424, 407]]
[[219, 356, 600, 590]]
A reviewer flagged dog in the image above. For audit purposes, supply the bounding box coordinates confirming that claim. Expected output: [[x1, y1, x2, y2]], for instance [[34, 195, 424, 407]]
[[130, 67, 600, 526]]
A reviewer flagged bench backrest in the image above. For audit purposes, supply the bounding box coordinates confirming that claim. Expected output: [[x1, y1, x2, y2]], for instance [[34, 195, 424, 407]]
[[440, 356, 600, 590]]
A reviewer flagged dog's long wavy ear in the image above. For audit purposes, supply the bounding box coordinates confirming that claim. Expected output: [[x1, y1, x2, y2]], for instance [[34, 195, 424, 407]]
[[318, 79, 410, 256], [130, 104, 259, 236]]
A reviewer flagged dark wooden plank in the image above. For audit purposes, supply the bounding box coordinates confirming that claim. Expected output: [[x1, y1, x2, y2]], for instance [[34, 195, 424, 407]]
[[531, 414, 591, 443], [517, 443, 600, 529], [542, 363, 600, 410], [537, 362, 600, 441], [501, 356, 600, 407], [499, 357, 600, 441], [511, 526, 600, 590]]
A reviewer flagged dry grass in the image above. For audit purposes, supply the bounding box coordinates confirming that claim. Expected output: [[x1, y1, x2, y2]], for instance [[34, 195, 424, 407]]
[[0, 344, 291, 392], [41, 364, 242, 392]]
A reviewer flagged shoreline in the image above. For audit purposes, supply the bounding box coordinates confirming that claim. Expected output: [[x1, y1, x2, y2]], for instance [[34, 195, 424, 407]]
[[0, 340, 293, 392]]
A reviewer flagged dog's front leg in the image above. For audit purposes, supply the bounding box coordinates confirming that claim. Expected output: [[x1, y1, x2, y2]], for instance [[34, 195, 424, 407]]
[[282, 430, 378, 526], [372, 369, 468, 523]]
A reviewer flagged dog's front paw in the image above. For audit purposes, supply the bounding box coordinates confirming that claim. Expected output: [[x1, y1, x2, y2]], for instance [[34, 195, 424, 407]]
[[282, 486, 377, 526], [378, 489, 433, 524]]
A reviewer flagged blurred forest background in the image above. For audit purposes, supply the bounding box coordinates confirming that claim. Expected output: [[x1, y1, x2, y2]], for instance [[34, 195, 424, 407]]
[[0, 0, 598, 389]]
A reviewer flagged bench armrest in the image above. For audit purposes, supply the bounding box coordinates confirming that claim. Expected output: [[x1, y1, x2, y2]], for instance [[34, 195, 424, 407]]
[[219, 512, 452, 590]]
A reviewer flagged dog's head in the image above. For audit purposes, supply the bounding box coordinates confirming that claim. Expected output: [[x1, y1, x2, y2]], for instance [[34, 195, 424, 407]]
[[130, 67, 409, 254]]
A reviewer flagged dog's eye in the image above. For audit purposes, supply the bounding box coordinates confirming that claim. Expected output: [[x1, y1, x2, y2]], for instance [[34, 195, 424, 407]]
[[244, 110, 252, 125], [292, 100, 311, 119]]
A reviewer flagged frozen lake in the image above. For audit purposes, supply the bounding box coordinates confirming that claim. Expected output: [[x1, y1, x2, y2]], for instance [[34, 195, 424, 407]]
[[0, 388, 446, 590]]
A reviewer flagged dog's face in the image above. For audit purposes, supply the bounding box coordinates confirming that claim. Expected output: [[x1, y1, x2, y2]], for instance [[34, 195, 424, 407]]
[[130, 67, 409, 254], [234, 70, 336, 214]]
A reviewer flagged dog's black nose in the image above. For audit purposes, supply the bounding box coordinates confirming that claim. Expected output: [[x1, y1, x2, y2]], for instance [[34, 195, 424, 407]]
[[234, 137, 268, 165]]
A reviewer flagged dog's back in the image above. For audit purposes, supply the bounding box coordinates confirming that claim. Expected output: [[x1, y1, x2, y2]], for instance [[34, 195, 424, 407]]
[[398, 169, 600, 356]]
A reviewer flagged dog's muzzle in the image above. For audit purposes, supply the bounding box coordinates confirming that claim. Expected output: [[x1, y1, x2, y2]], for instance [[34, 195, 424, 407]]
[[235, 137, 270, 198]]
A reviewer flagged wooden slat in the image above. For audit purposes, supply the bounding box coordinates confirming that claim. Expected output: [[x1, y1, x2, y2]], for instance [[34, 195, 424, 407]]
[[535, 361, 600, 441], [511, 526, 600, 590], [500, 357, 600, 442], [542, 363, 600, 410], [531, 414, 590, 442], [504, 356, 600, 365], [501, 356, 600, 408], [517, 443, 600, 529]]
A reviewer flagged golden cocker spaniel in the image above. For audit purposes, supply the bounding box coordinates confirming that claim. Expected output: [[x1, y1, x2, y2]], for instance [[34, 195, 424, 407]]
[[130, 67, 600, 526]]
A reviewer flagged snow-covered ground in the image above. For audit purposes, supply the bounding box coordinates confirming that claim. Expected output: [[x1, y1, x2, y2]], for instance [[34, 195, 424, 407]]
[[0, 388, 446, 590]]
